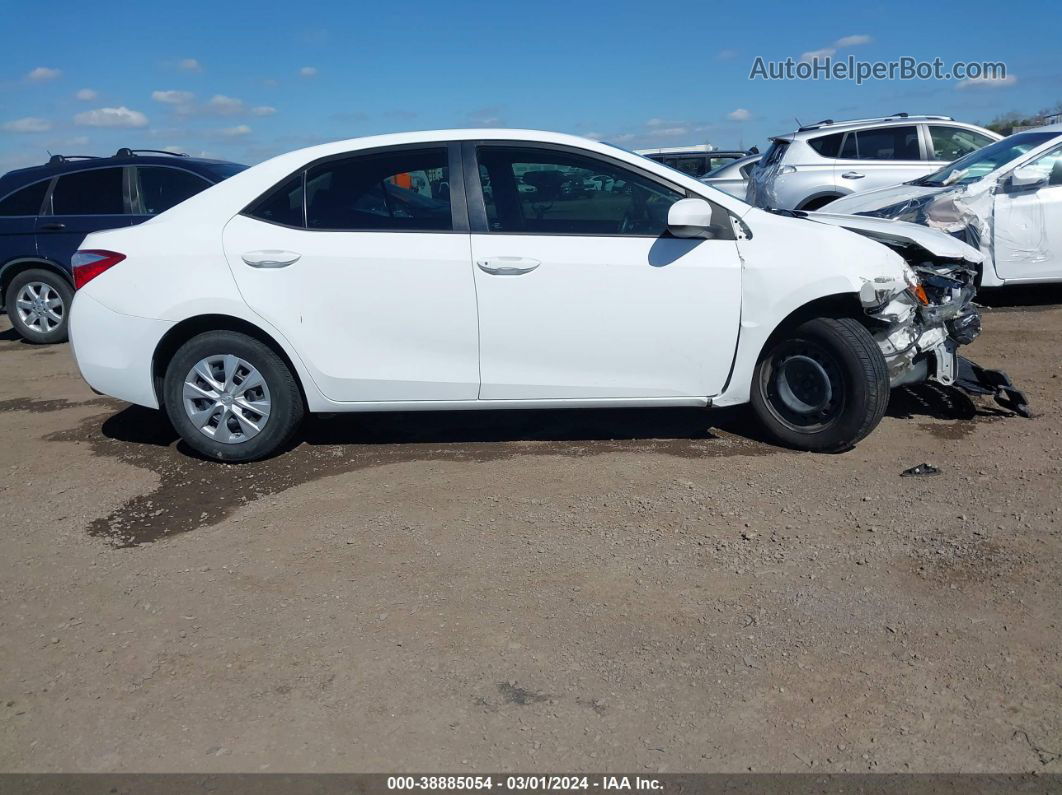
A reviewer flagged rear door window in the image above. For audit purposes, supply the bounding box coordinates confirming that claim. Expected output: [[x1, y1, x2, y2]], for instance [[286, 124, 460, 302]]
[[0, 180, 49, 216], [850, 126, 920, 161], [50, 167, 125, 215], [304, 148, 452, 231], [135, 166, 211, 214]]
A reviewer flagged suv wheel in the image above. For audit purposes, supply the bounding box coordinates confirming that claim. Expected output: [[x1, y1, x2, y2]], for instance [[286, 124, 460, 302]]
[[751, 317, 889, 452], [6, 269, 74, 344], [163, 331, 304, 462]]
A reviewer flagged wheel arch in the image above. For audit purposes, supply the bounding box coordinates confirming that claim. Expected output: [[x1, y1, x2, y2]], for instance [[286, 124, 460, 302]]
[[151, 314, 309, 409], [715, 290, 875, 408], [0, 258, 73, 305], [758, 292, 869, 356], [795, 192, 845, 211]]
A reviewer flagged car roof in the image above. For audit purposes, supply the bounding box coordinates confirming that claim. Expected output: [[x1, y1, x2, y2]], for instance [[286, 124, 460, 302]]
[[778, 115, 992, 141], [1, 151, 243, 187], [132, 129, 757, 224]]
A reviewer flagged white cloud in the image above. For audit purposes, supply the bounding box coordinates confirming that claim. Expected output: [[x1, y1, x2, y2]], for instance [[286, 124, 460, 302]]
[[179, 58, 202, 72], [220, 124, 251, 137], [74, 106, 149, 128], [835, 34, 872, 48], [207, 94, 246, 114], [800, 47, 836, 62], [152, 90, 195, 105], [716, 49, 738, 61], [652, 126, 691, 137], [27, 66, 61, 82], [298, 66, 318, 77], [802, 34, 872, 62], [727, 108, 751, 122], [2, 117, 52, 133], [646, 118, 685, 128], [956, 74, 1018, 89], [251, 105, 277, 116], [75, 88, 97, 101]]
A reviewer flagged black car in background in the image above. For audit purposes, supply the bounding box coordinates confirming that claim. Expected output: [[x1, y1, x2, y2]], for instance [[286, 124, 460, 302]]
[[0, 149, 246, 343]]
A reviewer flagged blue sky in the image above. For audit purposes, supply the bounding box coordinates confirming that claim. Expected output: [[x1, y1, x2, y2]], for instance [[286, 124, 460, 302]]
[[1, 0, 1059, 170]]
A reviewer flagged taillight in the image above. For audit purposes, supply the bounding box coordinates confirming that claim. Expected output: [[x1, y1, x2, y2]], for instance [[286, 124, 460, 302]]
[[72, 249, 126, 289]]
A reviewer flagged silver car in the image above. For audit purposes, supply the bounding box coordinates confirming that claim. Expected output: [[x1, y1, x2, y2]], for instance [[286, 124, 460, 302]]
[[746, 114, 1000, 211], [700, 153, 762, 198]]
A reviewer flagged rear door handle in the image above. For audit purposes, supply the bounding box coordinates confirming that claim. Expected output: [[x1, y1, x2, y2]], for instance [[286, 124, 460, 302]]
[[39, 222, 66, 231], [841, 171, 865, 179], [241, 250, 300, 268], [476, 257, 540, 275]]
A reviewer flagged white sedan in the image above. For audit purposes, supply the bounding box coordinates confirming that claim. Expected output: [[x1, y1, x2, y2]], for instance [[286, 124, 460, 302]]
[[825, 124, 1062, 287], [69, 129, 1007, 462]]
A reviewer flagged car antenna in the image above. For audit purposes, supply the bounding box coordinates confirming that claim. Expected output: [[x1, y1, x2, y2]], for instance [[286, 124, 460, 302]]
[[794, 117, 803, 128]]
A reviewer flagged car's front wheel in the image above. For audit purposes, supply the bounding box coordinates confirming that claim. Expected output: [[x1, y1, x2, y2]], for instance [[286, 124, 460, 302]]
[[750, 317, 889, 452], [6, 269, 74, 344], [163, 331, 304, 462]]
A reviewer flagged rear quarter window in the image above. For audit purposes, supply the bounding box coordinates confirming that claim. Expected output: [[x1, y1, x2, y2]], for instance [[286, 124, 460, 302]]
[[808, 132, 844, 158]]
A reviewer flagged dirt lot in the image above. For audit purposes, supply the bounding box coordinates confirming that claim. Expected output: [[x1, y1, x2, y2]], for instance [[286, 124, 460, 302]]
[[1, 294, 1060, 774]]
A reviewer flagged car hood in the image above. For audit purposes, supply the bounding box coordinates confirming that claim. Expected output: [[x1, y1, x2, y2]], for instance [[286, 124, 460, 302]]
[[804, 211, 984, 264], [824, 183, 947, 215]]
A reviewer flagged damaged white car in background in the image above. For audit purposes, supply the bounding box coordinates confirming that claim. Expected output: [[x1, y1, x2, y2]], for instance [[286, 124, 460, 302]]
[[825, 124, 1062, 288]]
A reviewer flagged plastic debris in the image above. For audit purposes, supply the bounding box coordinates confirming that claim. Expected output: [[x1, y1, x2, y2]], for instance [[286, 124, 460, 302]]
[[901, 463, 941, 477]]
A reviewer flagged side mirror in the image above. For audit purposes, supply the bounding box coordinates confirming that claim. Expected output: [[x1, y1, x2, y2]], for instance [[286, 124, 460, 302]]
[[667, 198, 714, 238], [1007, 166, 1047, 192]]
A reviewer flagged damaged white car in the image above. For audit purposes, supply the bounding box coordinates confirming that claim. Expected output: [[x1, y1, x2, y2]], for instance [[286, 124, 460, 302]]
[[825, 124, 1062, 287], [68, 130, 1026, 462]]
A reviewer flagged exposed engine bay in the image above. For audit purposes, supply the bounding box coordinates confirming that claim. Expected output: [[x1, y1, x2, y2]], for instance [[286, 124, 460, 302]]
[[809, 212, 1031, 417]]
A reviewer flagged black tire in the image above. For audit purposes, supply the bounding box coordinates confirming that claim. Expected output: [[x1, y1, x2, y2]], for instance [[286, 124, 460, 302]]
[[750, 317, 889, 453], [799, 195, 841, 212], [5, 268, 74, 344], [163, 331, 304, 462]]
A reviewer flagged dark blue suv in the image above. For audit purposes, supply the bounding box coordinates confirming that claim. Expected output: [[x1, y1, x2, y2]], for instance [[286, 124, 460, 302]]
[[0, 149, 246, 343]]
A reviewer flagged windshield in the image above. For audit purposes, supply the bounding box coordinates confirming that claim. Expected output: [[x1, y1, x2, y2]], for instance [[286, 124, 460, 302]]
[[913, 132, 1058, 187]]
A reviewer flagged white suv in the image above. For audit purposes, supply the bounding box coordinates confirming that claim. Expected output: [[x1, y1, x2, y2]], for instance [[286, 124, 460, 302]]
[[746, 114, 1000, 211]]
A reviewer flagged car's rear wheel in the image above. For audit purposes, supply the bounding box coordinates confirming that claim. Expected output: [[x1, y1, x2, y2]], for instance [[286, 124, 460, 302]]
[[5, 269, 73, 344], [751, 317, 889, 452], [163, 331, 304, 462]]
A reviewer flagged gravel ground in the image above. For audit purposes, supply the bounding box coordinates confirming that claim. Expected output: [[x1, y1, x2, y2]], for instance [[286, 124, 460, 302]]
[[0, 293, 1060, 773]]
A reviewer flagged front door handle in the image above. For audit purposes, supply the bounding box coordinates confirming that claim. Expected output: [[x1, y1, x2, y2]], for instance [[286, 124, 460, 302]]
[[242, 250, 300, 268], [476, 257, 540, 276], [39, 222, 66, 231], [841, 171, 865, 180]]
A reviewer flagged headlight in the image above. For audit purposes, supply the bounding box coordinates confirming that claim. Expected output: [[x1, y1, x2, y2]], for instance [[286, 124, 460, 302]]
[[902, 264, 929, 305]]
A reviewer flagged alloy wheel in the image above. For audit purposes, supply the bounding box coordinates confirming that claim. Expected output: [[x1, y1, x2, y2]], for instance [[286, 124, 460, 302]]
[[15, 281, 64, 335]]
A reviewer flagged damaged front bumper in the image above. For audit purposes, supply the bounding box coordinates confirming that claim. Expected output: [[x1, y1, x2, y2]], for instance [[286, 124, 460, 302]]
[[859, 258, 1030, 417]]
